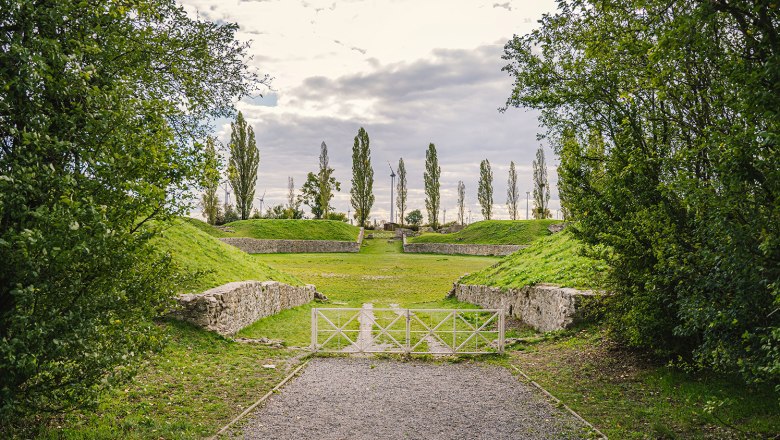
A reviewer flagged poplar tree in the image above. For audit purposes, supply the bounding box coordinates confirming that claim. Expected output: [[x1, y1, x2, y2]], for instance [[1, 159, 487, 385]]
[[531, 147, 550, 219], [350, 128, 374, 227], [318, 142, 336, 219], [287, 177, 295, 209], [201, 137, 222, 225], [478, 159, 493, 220], [457, 180, 466, 225], [506, 161, 520, 220], [424, 143, 441, 228], [396, 158, 407, 225], [228, 111, 259, 220]]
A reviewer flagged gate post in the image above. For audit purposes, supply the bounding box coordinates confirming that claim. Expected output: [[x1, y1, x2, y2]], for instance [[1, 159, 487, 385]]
[[405, 309, 411, 353], [498, 312, 505, 354], [311, 308, 318, 351]]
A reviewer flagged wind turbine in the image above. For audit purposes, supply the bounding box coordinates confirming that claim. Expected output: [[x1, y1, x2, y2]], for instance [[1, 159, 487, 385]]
[[388, 162, 396, 224], [255, 189, 266, 215], [220, 180, 231, 206]]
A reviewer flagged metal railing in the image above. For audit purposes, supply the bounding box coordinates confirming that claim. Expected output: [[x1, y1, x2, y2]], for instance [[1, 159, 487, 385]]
[[311, 307, 504, 354]]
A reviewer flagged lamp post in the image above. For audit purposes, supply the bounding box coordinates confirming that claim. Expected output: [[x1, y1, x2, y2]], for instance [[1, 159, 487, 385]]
[[526, 191, 530, 220], [388, 162, 396, 225]]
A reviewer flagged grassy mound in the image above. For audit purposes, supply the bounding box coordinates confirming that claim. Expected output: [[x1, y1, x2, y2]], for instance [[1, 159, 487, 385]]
[[181, 217, 230, 237], [458, 230, 605, 289], [154, 219, 301, 292], [225, 219, 360, 241], [408, 219, 561, 245]]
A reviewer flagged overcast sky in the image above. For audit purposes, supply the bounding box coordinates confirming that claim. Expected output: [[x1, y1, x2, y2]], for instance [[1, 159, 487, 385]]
[[180, 0, 561, 223]]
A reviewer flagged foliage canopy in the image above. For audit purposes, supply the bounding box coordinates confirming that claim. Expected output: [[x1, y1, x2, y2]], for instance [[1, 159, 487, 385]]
[[0, 0, 259, 422]]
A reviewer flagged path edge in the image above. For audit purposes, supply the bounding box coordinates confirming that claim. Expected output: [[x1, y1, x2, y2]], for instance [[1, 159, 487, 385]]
[[509, 364, 608, 439], [210, 359, 310, 439]]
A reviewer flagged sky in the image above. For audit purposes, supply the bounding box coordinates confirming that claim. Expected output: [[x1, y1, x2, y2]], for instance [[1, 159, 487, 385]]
[[179, 0, 562, 223]]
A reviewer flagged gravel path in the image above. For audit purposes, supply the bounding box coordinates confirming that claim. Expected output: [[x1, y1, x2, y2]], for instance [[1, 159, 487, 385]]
[[238, 358, 590, 439]]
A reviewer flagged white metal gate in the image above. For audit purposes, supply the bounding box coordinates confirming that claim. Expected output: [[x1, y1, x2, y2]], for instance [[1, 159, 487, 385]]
[[311, 307, 504, 354]]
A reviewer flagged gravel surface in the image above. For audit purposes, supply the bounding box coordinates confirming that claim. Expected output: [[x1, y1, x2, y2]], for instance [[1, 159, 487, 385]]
[[238, 357, 590, 439]]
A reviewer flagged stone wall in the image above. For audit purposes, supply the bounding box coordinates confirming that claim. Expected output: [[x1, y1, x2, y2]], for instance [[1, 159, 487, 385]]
[[220, 228, 364, 254], [451, 283, 597, 332], [173, 281, 316, 335], [402, 234, 525, 256]]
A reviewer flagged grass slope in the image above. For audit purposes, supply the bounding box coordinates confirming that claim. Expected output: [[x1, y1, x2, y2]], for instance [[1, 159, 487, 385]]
[[459, 230, 605, 289], [181, 217, 229, 237], [225, 219, 360, 241], [408, 219, 561, 245], [155, 219, 301, 292]]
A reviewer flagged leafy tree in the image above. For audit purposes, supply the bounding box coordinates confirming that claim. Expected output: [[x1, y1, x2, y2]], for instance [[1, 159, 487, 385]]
[[317, 142, 337, 219], [326, 212, 349, 222], [299, 171, 340, 219], [506, 161, 520, 220], [405, 209, 423, 227], [457, 181, 466, 225], [228, 111, 259, 220], [396, 158, 407, 225], [350, 128, 375, 227], [286, 176, 303, 217], [424, 143, 441, 229], [0, 0, 259, 422], [531, 147, 550, 219], [201, 137, 222, 225], [223, 203, 240, 224], [478, 159, 493, 220], [503, 0, 780, 384]]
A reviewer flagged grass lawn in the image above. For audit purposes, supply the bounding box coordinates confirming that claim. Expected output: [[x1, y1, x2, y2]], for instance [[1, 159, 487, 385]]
[[238, 238, 501, 346], [408, 219, 561, 245], [225, 219, 360, 241], [36, 321, 303, 439], [459, 230, 606, 290], [155, 218, 301, 292], [504, 326, 780, 439]]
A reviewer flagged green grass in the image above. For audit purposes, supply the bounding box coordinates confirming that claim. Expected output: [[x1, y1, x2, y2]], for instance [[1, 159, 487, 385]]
[[181, 217, 230, 237], [506, 326, 780, 439], [408, 219, 561, 245], [35, 321, 303, 439], [225, 219, 360, 241], [238, 239, 500, 346], [154, 218, 301, 292], [459, 230, 606, 290]]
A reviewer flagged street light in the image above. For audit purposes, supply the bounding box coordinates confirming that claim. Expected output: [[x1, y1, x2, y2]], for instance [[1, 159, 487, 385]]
[[526, 191, 530, 220], [388, 162, 396, 225]]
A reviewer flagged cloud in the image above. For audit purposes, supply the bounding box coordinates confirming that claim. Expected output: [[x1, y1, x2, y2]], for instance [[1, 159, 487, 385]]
[[221, 43, 560, 221]]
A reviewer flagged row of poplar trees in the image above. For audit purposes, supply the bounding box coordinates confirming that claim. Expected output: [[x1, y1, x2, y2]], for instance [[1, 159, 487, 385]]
[[395, 145, 552, 228]]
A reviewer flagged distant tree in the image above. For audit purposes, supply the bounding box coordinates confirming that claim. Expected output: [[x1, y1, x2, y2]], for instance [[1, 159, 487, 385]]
[[506, 161, 520, 220], [396, 158, 407, 225], [326, 212, 348, 222], [299, 171, 340, 219], [201, 137, 222, 225], [532, 146, 550, 219], [251, 208, 261, 219], [457, 180, 466, 225], [228, 111, 260, 220], [405, 209, 423, 227], [478, 159, 493, 220], [424, 143, 441, 229], [223, 203, 240, 224], [317, 142, 338, 219], [350, 127, 375, 227], [287, 177, 296, 210]]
